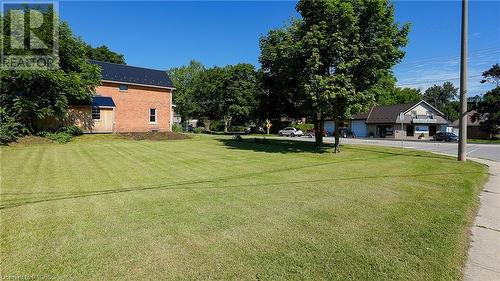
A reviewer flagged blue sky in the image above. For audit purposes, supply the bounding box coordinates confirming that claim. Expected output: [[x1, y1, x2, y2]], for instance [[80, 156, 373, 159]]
[[57, 0, 500, 96]]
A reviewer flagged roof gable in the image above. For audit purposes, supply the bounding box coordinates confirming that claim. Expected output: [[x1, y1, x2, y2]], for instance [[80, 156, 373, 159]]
[[366, 101, 420, 123], [90, 60, 174, 89]]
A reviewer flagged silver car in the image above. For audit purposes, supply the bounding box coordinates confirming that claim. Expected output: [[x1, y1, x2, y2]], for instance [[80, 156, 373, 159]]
[[278, 127, 303, 137]]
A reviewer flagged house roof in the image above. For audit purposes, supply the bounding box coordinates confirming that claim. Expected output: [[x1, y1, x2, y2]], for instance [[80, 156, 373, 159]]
[[92, 96, 115, 107], [366, 101, 420, 123], [349, 100, 448, 124], [451, 110, 484, 127], [89, 60, 174, 89]]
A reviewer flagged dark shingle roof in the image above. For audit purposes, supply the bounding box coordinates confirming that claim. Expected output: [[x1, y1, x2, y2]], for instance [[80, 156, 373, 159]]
[[366, 102, 420, 123], [92, 96, 115, 107], [90, 60, 174, 88]]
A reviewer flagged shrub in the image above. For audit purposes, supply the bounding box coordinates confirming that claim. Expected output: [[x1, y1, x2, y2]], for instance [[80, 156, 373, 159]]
[[192, 127, 205, 134], [39, 131, 73, 143], [36, 126, 81, 144], [295, 123, 314, 132], [229, 126, 247, 132], [172, 124, 183, 133], [209, 120, 224, 132], [0, 116, 23, 145]]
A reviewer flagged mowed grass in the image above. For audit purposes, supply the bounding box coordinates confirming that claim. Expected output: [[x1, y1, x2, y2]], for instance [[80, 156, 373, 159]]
[[0, 135, 488, 280]]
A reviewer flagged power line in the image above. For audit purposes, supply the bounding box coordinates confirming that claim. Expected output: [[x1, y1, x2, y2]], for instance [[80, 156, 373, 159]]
[[397, 74, 482, 87], [397, 47, 500, 66]]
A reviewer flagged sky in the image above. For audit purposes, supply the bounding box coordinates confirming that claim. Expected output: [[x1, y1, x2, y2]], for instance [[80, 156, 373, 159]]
[[56, 0, 500, 97]]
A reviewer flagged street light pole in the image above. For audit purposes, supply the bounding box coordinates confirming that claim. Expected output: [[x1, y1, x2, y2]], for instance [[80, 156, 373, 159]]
[[458, 0, 468, 161]]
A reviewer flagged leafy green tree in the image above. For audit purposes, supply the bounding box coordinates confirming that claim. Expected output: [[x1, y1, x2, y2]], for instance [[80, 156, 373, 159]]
[[1, 13, 101, 142], [260, 0, 409, 151], [167, 60, 205, 126], [423, 82, 459, 120], [474, 64, 500, 138], [86, 44, 126, 64], [371, 74, 422, 105], [480, 63, 500, 86], [194, 64, 259, 132], [259, 22, 305, 131]]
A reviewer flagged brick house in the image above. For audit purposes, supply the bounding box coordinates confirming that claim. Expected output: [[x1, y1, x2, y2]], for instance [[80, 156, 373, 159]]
[[67, 60, 175, 133]]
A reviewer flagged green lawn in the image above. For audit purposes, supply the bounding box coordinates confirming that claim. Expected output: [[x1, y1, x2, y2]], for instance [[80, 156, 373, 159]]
[[0, 135, 488, 280], [468, 138, 500, 144]]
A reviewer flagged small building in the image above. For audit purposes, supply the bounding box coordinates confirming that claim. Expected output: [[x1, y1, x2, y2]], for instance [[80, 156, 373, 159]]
[[324, 100, 449, 139], [67, 60, 176, 133], [451, 110, 490, 139]]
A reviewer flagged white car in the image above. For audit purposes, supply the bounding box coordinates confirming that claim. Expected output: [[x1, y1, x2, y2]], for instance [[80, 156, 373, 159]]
[[278, 127, 303, 137]]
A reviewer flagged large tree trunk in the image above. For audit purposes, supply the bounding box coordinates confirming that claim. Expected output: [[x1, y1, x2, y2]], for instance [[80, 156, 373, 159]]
[[314, 111, 323, 147], [333, 116, 341, 153]]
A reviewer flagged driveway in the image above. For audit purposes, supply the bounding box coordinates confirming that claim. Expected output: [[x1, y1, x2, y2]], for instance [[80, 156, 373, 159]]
[[287, 137, 500, 162]]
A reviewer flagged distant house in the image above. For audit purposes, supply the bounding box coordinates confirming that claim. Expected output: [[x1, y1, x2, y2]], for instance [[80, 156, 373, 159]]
[[67, 60, 175, 133], [324, 100, 449, 139], [451, 110, 489, 139]]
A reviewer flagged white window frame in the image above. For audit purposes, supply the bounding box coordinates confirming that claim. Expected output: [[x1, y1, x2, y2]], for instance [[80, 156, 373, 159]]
[[149, 108, 157, 124], [92, 107, 101, 120]]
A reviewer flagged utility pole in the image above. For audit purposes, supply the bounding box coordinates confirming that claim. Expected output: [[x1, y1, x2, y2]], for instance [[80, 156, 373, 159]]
[[458, 0, 468, 161]]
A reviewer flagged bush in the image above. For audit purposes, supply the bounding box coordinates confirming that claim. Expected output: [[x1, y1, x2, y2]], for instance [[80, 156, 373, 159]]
[[229, 126, 247, 132], [209, 120, 224, 132], [0, 116, 23, 145], [36, 125, 82, 144], [295, 123, 314, 132], [172, 124, 183, 133], [39, 131, 73, 143], [192, 127, 205, 134]]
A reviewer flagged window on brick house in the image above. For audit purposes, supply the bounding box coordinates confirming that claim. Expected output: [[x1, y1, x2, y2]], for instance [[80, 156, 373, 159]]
[[149, 108, 157, 123], [92, 107, 100, 120]]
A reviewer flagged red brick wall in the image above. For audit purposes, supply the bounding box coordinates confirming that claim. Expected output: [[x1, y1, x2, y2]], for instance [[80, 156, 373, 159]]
[[96, 82, 172, 132]]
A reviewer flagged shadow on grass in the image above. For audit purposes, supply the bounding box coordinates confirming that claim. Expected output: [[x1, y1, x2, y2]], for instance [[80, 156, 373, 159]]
[[219, 137, 450, 161], [219, 138, 333, 154]]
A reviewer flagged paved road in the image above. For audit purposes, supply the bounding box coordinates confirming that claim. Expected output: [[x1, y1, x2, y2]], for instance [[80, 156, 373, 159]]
[[283, 137, 500, 162]]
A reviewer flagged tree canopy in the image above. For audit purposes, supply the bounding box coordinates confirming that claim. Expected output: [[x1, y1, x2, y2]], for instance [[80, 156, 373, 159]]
[[167, 62, 260, 132], [423, 81, 459, 121], [85, 44, 126, 64], [260, 0, 409, 150], [1, 12, 101, 143], [474, 64, 500, 138]]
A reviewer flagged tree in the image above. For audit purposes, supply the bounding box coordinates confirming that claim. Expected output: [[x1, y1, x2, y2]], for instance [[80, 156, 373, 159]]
[[0, 12, 101, 142], [86, 44, 126, 64], [475, 88, 500, 139], [423, 81, 459, 120], [480, 63, 500, 87], [371, 74, 422, 105], [259, 22, 305, 131], [474, 64, 500, 139], [260, 0, 409, 151], [167, 60, 205, 126], [194, 64, 259, 132]]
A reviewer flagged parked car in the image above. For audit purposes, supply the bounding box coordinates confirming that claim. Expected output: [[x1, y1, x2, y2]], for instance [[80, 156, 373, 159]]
[[306, 129, 328, 138], [341, 129, 357, 138], [433, 132, 458, 142], [278, 127, 303, 137]]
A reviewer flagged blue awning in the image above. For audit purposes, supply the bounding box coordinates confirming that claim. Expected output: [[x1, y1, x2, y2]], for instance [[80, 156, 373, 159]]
[[92, 96, 115, 107]]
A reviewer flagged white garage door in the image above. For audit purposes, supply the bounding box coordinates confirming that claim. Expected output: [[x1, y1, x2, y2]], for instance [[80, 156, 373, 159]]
[[351, 120, 367, 137]]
